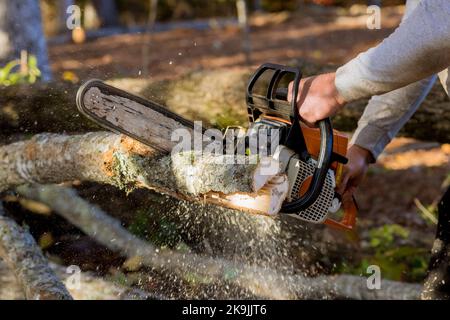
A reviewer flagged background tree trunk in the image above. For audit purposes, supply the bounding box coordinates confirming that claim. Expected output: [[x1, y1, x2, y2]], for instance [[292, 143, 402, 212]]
[[236, 0, 251, 65], [0, 0, 51, 81], [92, 0, 119, 28], [56, 0, 75, 34]]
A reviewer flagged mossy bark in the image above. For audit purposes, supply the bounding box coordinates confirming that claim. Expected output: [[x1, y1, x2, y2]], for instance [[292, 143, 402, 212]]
[[0, 132, 287, 215]]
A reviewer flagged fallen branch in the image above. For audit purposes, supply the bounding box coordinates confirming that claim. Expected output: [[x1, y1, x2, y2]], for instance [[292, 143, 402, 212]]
[[16, 184, 422, 300], [0, 203, 72, 300], [49, 263, 164, 300], [0, 259, 162, 300], [301, 274, 422, 300]]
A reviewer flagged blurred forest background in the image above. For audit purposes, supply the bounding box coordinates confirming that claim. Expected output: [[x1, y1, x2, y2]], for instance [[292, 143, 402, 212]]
[[1, 0, 449, 300]]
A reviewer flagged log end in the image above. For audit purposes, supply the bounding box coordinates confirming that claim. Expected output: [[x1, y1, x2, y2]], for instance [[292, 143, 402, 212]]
[[210, 174, 289, 215]]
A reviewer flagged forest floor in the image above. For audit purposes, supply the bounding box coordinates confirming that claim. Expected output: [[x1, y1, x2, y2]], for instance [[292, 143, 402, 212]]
[[48, 5, 405, 81], [2, 5, 448, 298]]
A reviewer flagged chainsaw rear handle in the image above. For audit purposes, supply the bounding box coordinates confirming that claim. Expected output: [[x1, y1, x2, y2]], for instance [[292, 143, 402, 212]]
[[246, 63, 334, 213]]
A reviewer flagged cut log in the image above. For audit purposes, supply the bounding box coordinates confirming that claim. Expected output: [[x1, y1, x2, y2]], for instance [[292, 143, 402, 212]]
[[215, 174, 289, 215], [0, 132, 287, 216]]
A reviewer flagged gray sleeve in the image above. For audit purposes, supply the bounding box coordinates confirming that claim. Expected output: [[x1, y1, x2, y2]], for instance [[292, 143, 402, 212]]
[[350, 75, 437, 161], [335, 0, 450, 102]]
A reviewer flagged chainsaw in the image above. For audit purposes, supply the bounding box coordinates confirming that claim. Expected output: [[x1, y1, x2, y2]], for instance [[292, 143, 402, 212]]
[[76, 63, 357, 231]]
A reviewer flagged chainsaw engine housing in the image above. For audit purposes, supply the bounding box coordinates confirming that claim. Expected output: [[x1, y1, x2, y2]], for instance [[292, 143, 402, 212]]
[[274, 146, 340, 223], [245, 63, 350, 225]]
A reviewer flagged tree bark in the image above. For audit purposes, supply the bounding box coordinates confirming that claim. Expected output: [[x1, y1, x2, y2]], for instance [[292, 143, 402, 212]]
[[0, 0, 52, 81], [422, 187, 450, 300], [236, 0, 251, 65], [0, 132, 287, 215], [0, 203, 72, 300], [92, 0, 119, 28], [0, 259, 162, 300]]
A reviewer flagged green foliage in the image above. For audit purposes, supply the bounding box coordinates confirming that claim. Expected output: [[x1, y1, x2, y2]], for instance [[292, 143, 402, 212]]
[[0, 55, 41, 86], [128, 208, 151, 238], [128, 208, 182, 247], [368, 224, 409, 250], [366, 224, 429, 281], [212, 108, 246, 130], [335, 224, 429, 282]]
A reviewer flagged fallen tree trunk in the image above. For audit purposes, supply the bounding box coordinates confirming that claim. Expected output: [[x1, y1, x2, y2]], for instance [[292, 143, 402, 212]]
[[0, 203, 72, 300], [2, 65, 450, 141], [0, 132, 287, 215], [15, 184, 421, 300]]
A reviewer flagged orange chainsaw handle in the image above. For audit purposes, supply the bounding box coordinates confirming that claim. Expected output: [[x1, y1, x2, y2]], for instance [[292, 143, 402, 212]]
[[324, 193, 358, 232]]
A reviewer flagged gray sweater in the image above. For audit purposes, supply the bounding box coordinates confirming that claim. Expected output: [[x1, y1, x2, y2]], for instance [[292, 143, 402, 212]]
[[335, 0, 450, 159]]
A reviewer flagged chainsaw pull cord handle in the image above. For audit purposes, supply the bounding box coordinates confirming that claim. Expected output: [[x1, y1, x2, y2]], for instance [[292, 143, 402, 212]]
[[246, 63, 334, 213]]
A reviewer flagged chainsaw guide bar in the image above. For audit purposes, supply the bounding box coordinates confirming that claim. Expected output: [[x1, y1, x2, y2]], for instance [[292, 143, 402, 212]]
[[77, 79, 196, 153]]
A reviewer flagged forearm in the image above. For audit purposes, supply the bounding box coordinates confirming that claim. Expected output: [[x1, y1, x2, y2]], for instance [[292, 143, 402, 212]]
[[336, 0, 450, 102], [350, 76, 437, 160]]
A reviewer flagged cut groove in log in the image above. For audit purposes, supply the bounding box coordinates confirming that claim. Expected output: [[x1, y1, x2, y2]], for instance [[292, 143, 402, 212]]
[[218, 174, 289, 215]]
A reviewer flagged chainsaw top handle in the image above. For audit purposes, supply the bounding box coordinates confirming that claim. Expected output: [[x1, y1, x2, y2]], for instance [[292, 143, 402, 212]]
[[246, 63, 334, 213]]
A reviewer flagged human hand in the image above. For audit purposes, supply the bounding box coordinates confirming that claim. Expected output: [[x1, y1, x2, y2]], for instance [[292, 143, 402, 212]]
[[336, 145, 373, 196], [288, 73, 346, 126]]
